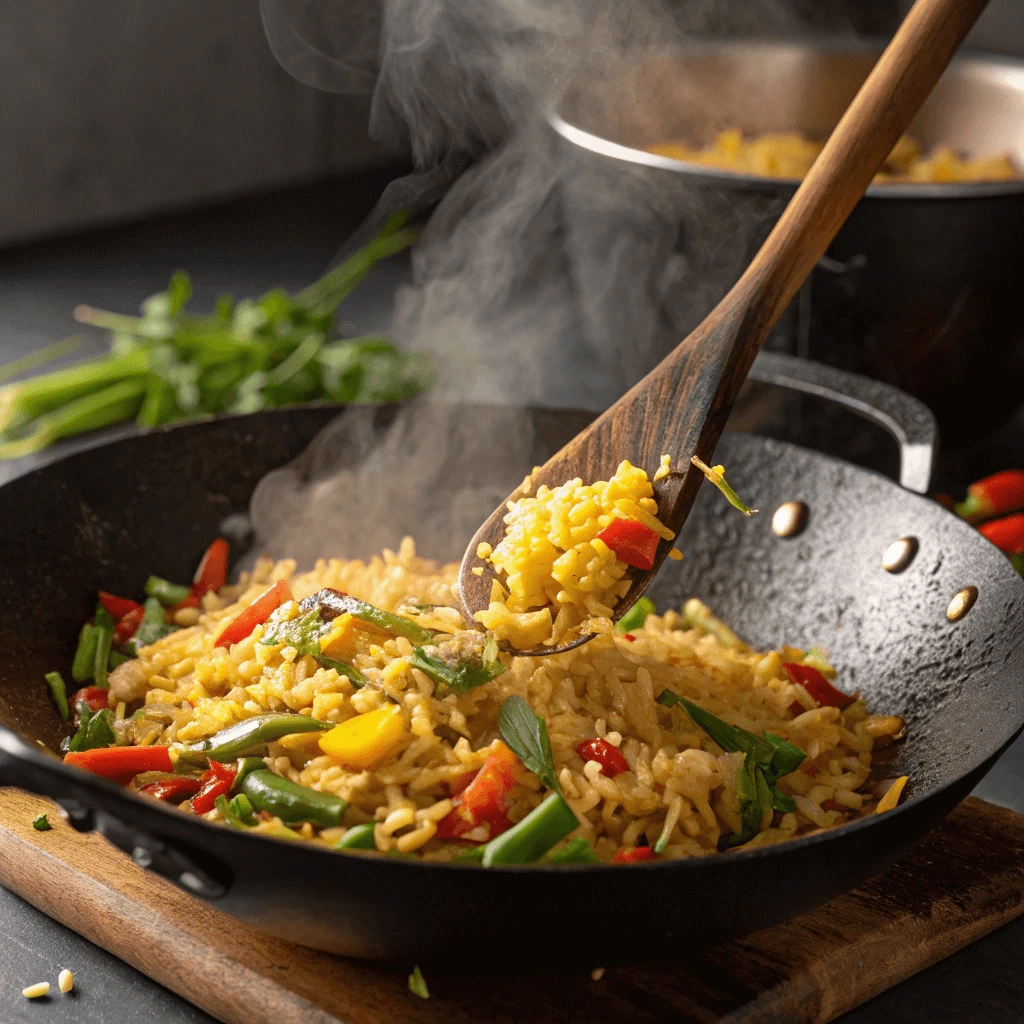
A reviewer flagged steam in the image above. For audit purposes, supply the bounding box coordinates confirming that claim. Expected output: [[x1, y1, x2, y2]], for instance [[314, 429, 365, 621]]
[[252, 0, 855, 566]]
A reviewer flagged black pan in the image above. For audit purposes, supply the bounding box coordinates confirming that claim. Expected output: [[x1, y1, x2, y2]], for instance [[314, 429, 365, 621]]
[[0, 354, 1021, 964]]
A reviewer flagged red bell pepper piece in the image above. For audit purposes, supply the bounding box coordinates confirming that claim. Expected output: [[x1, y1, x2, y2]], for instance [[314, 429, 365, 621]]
[[435, 741, 520, 842], [575, 738, 630, 778], [64, 745, 173, 779], [613, 845, 657, 863], [979, 513, 1024, 555], [596, 517, 661, 571], [214, 580, 291, 648], [113, 606, 144, 645], [72, 686, 110, 715], [821, 799, 846, 813], [956, 469, 1024, 524], [193, 538, 229, 596], [139, 776, 203, 802], [784, 663, 856, 710], [190, 760, 237, 815], [98, 592, 145, 621], [169, 594, 202, 617]]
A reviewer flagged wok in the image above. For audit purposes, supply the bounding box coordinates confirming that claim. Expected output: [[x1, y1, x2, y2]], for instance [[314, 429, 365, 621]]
[[0, 353, 1021, 964]]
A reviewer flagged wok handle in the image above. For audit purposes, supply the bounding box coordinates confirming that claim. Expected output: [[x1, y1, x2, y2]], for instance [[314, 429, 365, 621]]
[[747, 352, 938, 494], [0, 736, 231, 900]]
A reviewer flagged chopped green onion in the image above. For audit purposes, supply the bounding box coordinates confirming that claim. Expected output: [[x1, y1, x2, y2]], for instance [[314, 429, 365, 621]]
[[71, 624, 99, 683], [32, 814, 51, 832], [690, 456, 758, 516], [615, 596, 656, 634], [44, 671, 69, 720], [407, 965, 430, 1000], [334, 822, 377, 851], [145, 576, 192, 607]]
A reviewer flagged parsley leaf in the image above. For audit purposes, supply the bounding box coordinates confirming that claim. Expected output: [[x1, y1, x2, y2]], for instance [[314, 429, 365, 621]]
[[497, 695, 561, 796]]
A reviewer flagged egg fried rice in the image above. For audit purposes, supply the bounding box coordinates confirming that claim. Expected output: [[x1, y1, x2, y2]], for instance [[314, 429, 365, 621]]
[[103, 539, 908, 862]]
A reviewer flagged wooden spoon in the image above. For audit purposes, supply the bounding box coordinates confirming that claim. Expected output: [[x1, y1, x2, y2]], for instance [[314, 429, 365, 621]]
[[460, 0, 989, 654]]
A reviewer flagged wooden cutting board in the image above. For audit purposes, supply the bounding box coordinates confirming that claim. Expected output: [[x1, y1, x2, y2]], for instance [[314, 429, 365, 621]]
[[1, 789, 1023, 1024]]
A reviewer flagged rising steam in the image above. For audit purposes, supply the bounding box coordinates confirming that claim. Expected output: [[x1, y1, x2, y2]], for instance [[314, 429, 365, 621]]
[[252, 0, 855, 565]]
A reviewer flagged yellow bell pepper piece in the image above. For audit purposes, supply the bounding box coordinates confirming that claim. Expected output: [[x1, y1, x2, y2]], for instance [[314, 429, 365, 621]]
[[875, 775, 909, 814], [320, 613, 355, 659], [319, 704, 407, 769]]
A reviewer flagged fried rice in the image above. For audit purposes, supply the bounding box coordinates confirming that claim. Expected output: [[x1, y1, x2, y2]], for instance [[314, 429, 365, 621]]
[[107, 538, 907, 861]]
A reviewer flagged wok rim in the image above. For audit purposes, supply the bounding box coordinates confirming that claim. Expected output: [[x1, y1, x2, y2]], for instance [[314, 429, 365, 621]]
[[2, 410, 1022, 878]]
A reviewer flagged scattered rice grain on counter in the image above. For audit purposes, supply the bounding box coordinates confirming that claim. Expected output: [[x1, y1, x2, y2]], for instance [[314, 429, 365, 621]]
[[85, 536, 907, 862], [22, 982, 50, 999], [58, 969, 74, 994]]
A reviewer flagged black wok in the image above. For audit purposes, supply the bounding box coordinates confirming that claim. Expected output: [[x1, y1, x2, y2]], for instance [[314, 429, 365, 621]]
[[0, 353, 1021, 964]]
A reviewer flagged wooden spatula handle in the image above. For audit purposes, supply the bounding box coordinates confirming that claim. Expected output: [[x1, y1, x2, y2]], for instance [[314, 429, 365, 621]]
[[739, 0, 990, 333]]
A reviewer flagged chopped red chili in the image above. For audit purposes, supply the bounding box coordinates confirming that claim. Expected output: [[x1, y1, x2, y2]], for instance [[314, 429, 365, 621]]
[[140, 776, 203, 802], [575, 738, 630, 778], [435, 741, 519, 842], [783, 663, 856, 710], [821, 799, 846, 813], [190, 760, 237, 815], [956, 469, 1024, 523], [613, 845, 657, 863], [595, 518, 661, 571], [214, 580, 291, 648], [193, 538, 229, 596], [98, 592, 145, 621], [113, 607, 144, 645], [64, 745, 172, 779], [979, 512, 1024, 555]]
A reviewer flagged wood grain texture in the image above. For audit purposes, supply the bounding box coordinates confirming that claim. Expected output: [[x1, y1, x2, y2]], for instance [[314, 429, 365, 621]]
[[1, 789, 1022, 1024], [459, 0, 990, 646]]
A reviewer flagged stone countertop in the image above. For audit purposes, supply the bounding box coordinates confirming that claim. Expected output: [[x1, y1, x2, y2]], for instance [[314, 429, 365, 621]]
[[0, 171, 1021, 1023]]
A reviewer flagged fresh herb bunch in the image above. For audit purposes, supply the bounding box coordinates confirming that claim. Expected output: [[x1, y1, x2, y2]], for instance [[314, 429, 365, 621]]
[[0, 213, 430, 459]]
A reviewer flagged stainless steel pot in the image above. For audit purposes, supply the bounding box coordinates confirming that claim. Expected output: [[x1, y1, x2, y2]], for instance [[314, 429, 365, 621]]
[[549, 42, 1024, 448]]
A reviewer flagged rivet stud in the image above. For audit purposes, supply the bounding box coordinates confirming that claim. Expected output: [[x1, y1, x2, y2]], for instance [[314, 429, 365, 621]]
[[882, 537, 918, 573], [772, 501, 808, 538], [946, 586, 978, 622]]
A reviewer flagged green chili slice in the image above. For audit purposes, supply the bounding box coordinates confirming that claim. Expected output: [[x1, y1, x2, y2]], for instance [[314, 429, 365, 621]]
[[241, 770, 347, 828], [45, 671, 69, 720], [71, 625, 99, 683]]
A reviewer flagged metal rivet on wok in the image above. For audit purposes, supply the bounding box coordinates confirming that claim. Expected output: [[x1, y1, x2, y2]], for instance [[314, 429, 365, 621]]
[[946, 586, 978, 622], [771, 501, 808, 538], [882, 537, 918, 573]]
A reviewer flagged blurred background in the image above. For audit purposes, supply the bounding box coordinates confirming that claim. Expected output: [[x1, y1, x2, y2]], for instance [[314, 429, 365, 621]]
[[0, 1, 1020, 247]]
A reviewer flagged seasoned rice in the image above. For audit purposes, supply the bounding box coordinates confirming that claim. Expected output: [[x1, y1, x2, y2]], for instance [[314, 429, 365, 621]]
[[109, 538, 905, 861]]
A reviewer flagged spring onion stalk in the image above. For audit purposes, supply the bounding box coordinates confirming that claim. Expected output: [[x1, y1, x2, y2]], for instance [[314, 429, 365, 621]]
[[44, 672, 69, 721], [0, 337, 83, 385], [0, 220, 425, 460], [690, 456, 759, 516], [71, 625, 99, 683]]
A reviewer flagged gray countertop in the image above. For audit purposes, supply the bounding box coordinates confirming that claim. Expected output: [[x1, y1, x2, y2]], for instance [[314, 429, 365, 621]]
[[0, 173, 1021, 1023]]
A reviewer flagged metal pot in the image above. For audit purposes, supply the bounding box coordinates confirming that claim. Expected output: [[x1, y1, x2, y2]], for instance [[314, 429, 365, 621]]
[[550, 43, 1024, 447], [0, 354, 1021, 963]]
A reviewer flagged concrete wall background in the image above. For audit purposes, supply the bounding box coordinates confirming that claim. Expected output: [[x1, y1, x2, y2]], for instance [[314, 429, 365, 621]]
[[1, 0, 1020, 248], [0, 2, 395, 246]]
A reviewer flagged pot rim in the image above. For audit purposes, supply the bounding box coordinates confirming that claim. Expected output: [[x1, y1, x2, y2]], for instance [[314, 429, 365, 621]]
[[548, 41, 1024, 200]]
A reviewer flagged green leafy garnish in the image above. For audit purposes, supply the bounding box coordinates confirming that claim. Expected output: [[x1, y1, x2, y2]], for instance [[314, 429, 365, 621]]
[[32, 814, 51, 832], [0, 218, 427, 459], [615, 596, 656, 634], [497, 695, 561, 796], [408, 965, 430, 999], [61, 706, 116, 753], [125, 597, 178, 655], [690, 457, 758, 516], [656, 689, 805, 850], [409, 637, 506, 695]]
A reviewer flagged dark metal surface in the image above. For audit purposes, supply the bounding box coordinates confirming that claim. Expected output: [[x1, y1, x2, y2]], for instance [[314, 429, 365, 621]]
[[551, 43, 1024, 447], [0, 374, 1021, 963]]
